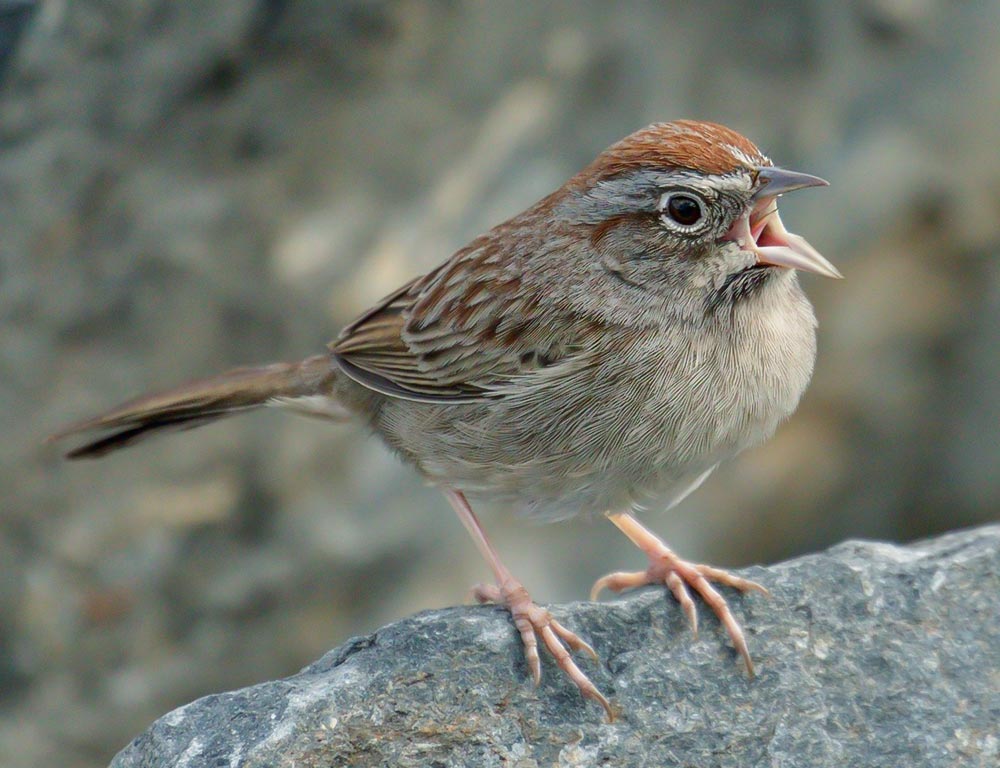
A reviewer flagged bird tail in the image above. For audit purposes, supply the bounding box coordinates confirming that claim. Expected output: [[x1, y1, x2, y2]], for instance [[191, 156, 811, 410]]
[[49, 354, 339, 459]]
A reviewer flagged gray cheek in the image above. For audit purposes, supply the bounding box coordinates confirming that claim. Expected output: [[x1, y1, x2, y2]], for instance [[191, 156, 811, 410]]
[[657, 239, 748, 294], [718, 238, 757, 265]]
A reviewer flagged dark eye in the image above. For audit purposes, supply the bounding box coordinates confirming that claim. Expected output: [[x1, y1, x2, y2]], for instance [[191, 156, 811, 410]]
[[664, 194, 703, 226]]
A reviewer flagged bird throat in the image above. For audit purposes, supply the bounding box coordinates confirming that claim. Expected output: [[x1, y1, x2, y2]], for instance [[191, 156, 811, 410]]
[[707, 264, 776, 313]]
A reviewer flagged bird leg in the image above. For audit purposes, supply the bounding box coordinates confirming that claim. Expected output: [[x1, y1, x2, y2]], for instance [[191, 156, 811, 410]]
[[591, 511, 767, 676], [443, 489, 613, 721]]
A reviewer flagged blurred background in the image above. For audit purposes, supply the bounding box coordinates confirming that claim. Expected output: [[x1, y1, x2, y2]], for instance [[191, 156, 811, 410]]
[[2, 1, 998, 766]]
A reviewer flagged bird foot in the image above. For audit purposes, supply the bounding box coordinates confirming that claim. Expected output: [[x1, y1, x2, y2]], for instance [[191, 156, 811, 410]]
[[473, 578, 614, 721], [590, 544, 767, 676]]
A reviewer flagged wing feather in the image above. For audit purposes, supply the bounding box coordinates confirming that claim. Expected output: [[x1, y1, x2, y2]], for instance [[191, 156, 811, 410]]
[[330, 236, 590, 402]]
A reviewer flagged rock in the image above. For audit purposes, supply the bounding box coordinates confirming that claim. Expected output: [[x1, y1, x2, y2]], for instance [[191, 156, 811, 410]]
[[110, 526, 999, 768]]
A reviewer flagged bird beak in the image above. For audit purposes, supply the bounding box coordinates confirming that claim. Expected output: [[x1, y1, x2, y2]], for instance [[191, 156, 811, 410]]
[[723, 166, 842, 279], [752, 166, 828, 200]]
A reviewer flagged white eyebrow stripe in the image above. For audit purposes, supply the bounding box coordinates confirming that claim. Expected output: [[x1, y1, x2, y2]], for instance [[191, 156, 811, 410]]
[[722, 143, 768, 168]]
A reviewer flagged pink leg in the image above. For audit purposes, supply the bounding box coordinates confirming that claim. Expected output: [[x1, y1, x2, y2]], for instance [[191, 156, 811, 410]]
[[591, 511, 767, 676], [444, 489, 613, 721]]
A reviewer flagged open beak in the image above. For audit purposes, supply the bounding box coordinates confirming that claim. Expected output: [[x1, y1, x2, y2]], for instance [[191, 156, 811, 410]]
[[723, 166, 842, 279]]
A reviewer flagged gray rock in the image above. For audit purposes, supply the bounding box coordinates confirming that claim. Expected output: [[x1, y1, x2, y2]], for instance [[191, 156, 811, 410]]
[[110, 526, 999, 768]]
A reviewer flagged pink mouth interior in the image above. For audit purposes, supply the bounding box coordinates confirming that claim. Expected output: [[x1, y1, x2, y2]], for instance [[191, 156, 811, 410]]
[[749, 203, 779, 246], [756, 219, 785, 249]]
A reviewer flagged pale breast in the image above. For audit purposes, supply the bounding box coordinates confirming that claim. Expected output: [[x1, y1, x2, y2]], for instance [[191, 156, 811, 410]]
[[367, 274, 817, 521]]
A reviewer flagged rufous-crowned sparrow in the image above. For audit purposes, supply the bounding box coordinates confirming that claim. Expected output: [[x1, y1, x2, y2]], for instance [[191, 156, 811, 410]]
[[52, 120, 841, 721]]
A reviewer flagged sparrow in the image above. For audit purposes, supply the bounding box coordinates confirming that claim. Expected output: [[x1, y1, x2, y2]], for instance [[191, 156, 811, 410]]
[[51, 120, 841, 720]]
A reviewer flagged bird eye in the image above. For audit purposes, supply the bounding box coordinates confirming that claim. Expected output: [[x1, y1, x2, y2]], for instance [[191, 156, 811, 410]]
[[662, 193, 704, 227]]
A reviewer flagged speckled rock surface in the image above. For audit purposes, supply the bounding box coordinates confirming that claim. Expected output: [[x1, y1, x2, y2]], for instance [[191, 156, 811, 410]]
[[110, 526, 999, 767]]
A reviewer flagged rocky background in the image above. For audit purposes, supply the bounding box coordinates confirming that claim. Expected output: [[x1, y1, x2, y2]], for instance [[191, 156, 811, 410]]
[[1, 2, 998, 767]]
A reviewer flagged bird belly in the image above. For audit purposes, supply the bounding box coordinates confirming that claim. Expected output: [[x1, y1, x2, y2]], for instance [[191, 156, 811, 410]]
[[370, 282, 817, 522]]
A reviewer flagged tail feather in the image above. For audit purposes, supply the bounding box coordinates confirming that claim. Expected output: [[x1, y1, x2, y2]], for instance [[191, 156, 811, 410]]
[[50, 354, 335, 459]]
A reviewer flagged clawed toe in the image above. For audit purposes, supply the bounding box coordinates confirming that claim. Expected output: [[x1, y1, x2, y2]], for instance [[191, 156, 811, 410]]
[[591, 556, 764, 676], [480, 579, 613, 721], [589, 569, 651, 600], [694, 563, 769, 595], [595, 512, 768, 676]]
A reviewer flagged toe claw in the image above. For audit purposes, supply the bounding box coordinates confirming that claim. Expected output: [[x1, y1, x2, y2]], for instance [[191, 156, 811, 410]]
[[590, 569, 656, 600], [512, 615, 543, 686], [589, 575, 612, 601], [595, 513, 766, 676], [482, 578, 610, 717], [584, 682, 615, 723], [550, 617, 599, 662], [665, 569, 698, 638], [472, 583, 501, 604], [696, 564, 769, 596]]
